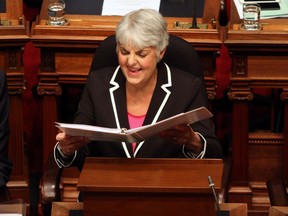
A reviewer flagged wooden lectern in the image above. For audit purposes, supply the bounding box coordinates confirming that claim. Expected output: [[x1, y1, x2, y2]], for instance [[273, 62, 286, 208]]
[[77, 158, 224, 216]]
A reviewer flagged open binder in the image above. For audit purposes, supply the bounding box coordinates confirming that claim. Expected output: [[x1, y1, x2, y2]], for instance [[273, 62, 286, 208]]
[[55, 106, 212, 143]]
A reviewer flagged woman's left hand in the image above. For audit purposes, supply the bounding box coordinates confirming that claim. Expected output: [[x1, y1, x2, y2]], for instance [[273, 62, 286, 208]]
[[159, 124, 203, 155]]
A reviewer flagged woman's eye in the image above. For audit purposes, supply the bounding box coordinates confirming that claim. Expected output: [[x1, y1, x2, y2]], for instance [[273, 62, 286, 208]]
[[137, 53, 147, 58], [121, 51, 129, 55]]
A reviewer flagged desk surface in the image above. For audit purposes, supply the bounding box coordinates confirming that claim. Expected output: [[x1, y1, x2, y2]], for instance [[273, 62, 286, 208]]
[[270, 206, 288, 216], [51, 202, 247, 216], [51, 202, 83, 216]]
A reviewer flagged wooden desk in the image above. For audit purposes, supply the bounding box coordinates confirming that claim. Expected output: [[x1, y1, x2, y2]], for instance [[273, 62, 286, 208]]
[[51, 202, 83, 216], [0, 201, 26, 215], [31, 0, 225, 168], [269, 206, 288, 216], [51, 202, 247, 216], [221, 203, 248, 216], [0, 0, 30, 205], [225, 1, 288, 215], [77, 158, 223, 216]]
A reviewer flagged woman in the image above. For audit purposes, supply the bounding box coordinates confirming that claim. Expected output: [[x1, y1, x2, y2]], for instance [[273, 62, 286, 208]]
[[54, 9, 223, 169]]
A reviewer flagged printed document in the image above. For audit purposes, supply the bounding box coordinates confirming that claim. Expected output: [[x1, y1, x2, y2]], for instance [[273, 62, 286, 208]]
[[55, 106, 212, 143], [102, 0, 161, 15]]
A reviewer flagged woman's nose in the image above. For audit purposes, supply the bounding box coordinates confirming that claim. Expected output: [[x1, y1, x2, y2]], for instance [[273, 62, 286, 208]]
[[127, 55, 136, 66]]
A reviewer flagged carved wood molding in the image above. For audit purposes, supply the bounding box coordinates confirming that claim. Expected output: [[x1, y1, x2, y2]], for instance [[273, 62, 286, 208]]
[[228, 89, 253, 101], [248, 133, 284, 146], [7, 84, 25, 95], [201, 52, 217, 100], [281, 88, 288, 101], [206, 89, 216, 100], [201, 54, 215, 77], [232, 55, 247, 77], [3, 47, 23, 71], [227, 54, 253, 100], [7, 49, 18, 70], [6, 74, 25, 95], [38, 48, 62, 96], [37, 83, 62, 96], [7, 87, 25, 95], [205, 82, 217, 100], [40, 49, 55, 72]]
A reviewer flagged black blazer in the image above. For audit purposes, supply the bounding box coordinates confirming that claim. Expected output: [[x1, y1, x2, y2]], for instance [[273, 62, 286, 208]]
[[0, 71, 12, 188], [70, 62, 223, 169]]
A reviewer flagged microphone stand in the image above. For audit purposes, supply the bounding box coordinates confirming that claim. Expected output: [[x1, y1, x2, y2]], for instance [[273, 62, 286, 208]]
[[219, 0, 229, 27], [208, 176, 221, 216], [190, 0, 199, 29]]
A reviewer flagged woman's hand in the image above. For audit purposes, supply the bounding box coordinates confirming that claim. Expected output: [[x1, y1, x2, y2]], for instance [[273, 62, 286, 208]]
[[56, 132, 90, 157], [159, 124, 203, 155]]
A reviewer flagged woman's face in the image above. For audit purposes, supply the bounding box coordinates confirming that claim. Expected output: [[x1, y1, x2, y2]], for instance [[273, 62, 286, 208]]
[[117, 44, 165, 88]]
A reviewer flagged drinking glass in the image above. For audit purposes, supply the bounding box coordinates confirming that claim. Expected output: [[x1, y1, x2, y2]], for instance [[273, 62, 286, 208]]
[[47, 0, 67, 26], [242, 3, 261, 30]]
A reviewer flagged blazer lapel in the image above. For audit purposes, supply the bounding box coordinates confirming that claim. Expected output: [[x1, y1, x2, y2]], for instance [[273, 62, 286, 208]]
[[109, 66, 133, 157], [144, 62, 172, 125], [109, 63, 172, 158]]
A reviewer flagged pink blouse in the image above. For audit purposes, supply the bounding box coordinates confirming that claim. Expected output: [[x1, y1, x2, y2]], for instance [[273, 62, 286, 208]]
[[128, 112, 145, 152]]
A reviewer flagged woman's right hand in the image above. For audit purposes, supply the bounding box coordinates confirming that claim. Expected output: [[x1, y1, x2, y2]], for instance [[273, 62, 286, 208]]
[[56, 132, 90, 157]]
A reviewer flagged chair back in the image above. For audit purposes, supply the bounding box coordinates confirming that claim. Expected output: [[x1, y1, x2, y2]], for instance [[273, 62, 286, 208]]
[[89, 34, 208, 105]]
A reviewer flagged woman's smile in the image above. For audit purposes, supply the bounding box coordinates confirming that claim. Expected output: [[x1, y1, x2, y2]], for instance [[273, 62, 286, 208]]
[[127, 67, 142, 75]]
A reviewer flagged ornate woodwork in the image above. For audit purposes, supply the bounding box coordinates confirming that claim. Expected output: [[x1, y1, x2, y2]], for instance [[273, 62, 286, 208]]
[[225, 1, 288, 215], [0, 0, 30, 208]]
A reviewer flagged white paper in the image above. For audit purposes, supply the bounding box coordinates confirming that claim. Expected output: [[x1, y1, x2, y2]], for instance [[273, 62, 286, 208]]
[[56, 106, 212, 143], [234, 0, 288, 19], [0, 214, 22, 216], [102, 0, 161, 16]]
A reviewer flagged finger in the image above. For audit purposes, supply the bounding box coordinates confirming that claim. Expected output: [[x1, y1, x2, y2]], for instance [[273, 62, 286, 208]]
[[56, 132, 66, 141], [68, 136, 88, 143], [173, 124, 188, 131], [60, 138, 88, 155]]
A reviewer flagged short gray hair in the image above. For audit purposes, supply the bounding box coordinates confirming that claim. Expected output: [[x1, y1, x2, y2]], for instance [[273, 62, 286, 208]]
[[116, 9, 169, 55]]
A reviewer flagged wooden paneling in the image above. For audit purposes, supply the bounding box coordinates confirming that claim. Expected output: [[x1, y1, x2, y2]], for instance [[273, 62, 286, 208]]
[[0, 0, 30, 209], [225, 1, 288, 215]]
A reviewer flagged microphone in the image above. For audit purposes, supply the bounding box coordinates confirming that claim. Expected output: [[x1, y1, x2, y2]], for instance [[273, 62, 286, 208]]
[[208, 176, 221, 215]]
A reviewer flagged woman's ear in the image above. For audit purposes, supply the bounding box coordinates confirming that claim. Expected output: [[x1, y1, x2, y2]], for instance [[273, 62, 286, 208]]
[[158, 48, 166, 62], [160, 48, 166, 59]]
